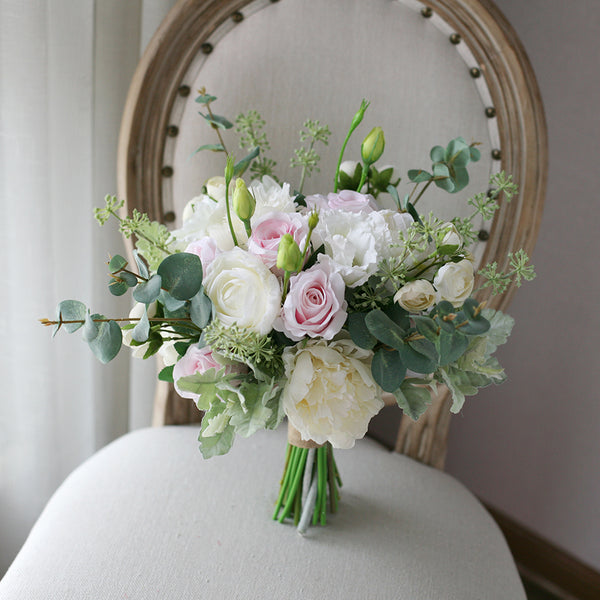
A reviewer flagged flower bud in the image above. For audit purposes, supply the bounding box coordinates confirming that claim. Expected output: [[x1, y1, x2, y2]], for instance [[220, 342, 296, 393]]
[[232, 179, 255, 221], [361, 127, 385, 164], [308, 210, 320, 230], [277, 234, 303, 272]]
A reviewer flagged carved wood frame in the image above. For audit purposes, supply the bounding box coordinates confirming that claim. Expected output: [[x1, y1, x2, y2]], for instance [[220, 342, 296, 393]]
[[117, 0, 547, 468]]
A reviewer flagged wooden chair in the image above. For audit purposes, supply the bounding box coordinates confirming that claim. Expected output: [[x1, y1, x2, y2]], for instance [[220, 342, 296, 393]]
[[0, 1, 546, 598]]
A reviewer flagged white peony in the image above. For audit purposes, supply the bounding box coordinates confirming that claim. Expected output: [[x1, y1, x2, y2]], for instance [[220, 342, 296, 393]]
[[433, 259, 474, 306], [313, 209, 413, 287], [281, 338, 383, 449], [203, 247, 282, 335], [394, 279, 437, 312]]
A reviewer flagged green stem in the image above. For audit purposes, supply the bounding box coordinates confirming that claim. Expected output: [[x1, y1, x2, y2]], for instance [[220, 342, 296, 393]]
[[224, 181, 239, 247], [281, 271, 291, 303], [334, 100, 369, 192], [205, 101, 229, 155], [410, 179, 433, 207], [109, 210, 173, 256], [356, 161, 371, 192]]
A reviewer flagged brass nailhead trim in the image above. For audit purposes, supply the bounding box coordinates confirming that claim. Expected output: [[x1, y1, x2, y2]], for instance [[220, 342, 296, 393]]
[[231, 11, 243, 22], [166, 125, 179, 137], [478, 229, 490, 241], [421, 7, 433, 17], [491, 149, 502, 160], [161, 166, 174, 177], [163, 211, 176, 223], [470, 67, 481, 78], [201, 43, 213, 55], [178, 85, 190, 97], [450, 33, 461, 44], [485, 107, 496, 118]]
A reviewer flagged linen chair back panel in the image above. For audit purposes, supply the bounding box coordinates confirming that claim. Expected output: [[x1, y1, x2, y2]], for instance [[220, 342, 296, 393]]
[[118, 0, 546, 467]]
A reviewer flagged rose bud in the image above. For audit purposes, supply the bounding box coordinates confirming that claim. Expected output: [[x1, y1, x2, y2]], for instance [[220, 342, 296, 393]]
[[361, 126, 385, 164], [276, 233, 303, 272]]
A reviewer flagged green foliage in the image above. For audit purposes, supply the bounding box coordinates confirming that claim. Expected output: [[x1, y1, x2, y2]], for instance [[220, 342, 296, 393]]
[[199, 112, 233, 130], [393, 379, 433, 421], [189, 289, 212, 328], [291, 119, 331, 192], [372, 348, 405, 392], [94, 195, 124, 226], [55, 300, 87, 334], [87, 318, 122, 364], [133, 274, 162, 304], [347, 312, 377, 349], [156, 253, 203, 301]]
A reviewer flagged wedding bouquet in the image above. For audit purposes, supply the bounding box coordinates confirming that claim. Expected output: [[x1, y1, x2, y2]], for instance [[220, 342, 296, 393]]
[[43, 92, 534, 532]]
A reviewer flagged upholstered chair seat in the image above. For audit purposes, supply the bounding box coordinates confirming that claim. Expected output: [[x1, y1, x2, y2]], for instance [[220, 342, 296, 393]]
[[0, 424, 525, 599]]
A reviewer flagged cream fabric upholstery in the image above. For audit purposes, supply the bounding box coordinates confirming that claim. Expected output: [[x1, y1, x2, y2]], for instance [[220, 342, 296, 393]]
[[0, 425, 525, 599]]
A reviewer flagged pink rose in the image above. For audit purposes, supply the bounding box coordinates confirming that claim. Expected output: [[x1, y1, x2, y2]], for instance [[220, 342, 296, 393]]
[[274, 263, 347, 341], [185, 237, 222, 274], [173, 345, 244, 401], [326, 190, 378, 213], [248, 211, 309, 269], [304, 194, 330, 212]]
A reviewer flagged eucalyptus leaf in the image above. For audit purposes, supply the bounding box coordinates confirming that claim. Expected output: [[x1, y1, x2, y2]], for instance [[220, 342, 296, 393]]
[[430, 146, 445, 162], [371, 348, 406, 392], [365, 310, 407, 350], [132, 308, 150, 343], [190, 289, 212, 328], [413, 315, 439, 342], [195, 93, 217, 104], [108, 255, 128, 274], [157, 253, 203, 301], [199, 112, 233, 130], [438, 330, 470, 366], [82, 312, 99, 343], [192, 143, 225, 156], [347, 312, 377, 349], [386, 184, 402, 210], [56, 300, 87, 334], [108, 279, 129, 296], [133, 273, 162, 304], [87, 320, 122, 364], [233, 147, 260, 176], [119, 271, 138, 287], [397, 342, 437, 374], [159, 289, 187, 312], [407, 169, 432, 183], [133, 250, 149, 280]]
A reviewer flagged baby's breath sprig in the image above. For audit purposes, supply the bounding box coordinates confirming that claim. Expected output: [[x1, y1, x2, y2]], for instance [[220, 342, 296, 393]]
[[291, 119, 331, 193]]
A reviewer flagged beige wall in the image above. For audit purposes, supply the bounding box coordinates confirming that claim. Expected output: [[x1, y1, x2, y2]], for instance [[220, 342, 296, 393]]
[[446, 0, 600, 570]]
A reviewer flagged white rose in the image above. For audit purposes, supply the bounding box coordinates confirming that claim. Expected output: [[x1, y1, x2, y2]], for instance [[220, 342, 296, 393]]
[[203, 247, 282, 334], [394, 280, 436, 312], [433, 259, 474, 306], [281, 338, 383, 449]]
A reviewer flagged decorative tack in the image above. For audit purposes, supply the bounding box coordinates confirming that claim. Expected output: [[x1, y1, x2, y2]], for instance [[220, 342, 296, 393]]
[[178, 85, 190, 97], [270, 0, 280, 3], [201, 43, 213, 55], [163, 211, 176, 223], [161, 166, 174, 177], [491, 149, 502, 160], [166, 125, 179, 137], [485, 107, 496, 118], [231, 11, 244, 23], [470, 67, 481, 78], [478, 229, 490, 241], [421, 7, 433, 18], [487, 188, 496, 197], [450, 33, 461, 45]]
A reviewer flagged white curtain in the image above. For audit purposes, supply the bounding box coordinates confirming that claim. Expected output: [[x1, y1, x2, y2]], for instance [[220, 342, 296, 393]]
[[0, 0, 176, 575]]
